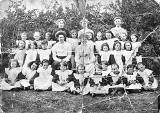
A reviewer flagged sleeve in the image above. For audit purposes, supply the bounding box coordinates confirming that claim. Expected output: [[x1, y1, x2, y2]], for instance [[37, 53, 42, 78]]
[[29, 72, 39, 84], [63, 44, 72, 62], [15, 71, 26, 82], [51, 44, 61, 62]]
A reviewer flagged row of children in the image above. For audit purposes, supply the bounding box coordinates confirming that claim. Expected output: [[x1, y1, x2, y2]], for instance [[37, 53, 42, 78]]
[[1, 58, 158, 96]]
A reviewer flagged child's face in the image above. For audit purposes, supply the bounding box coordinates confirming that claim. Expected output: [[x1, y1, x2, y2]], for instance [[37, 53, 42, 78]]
[[127, 67, 134, 74], [103, 46, 109, 52], [131, 35, 137, 42], [111, 65, 119, 73], [41, 44, 48, 50], [19, 41, 25, 49], [105, 33, 112, 39], [114, 19, 122, 26], [138, 64, 145, 72], [125, 42, 131, 51], [43, 62, 49, 70], [60, 65, 67, 71], [120, 33, 127, 41], [81, 21, 88, 28], [78, 66, 85, 74], [80, 37, 87, 44], [71, 32, 77, 38], [58, 35, 65, 43], [31, 63, 37, 70], [45, 32, 51, 40], [34, 32, 40, 40], [58, 21, 65, 28], [21, 33, 27, 40], [102, 63, 108, 71], [115, 43, 121, 51], [87, 32, 92, 40], [11, 61, 17, 68], [96, 32, 102, 40], [30, 42, 36, 49]]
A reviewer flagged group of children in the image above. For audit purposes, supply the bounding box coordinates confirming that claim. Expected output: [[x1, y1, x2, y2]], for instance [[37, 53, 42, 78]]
[[0, 17, 158, 96]]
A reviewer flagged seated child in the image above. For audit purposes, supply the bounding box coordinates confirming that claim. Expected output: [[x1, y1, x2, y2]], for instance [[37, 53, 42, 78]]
[[107, 64, 125, 95], [20, 61, 39, 89], [52, 61, 75, 92], [1, 59, 22, 90], [137, 62, 158, 91], [90, 64, 111, 96], [34, 59, 53, 90], [72, 64, 94, 95], [123, 64, 142, 93]]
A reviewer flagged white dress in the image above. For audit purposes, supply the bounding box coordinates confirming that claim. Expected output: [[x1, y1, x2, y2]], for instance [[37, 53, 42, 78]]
[[37, 49, 51, 62], [34, 67, 53, 90], [99, 51, 111, 62], [137, 69, 158, 89], [110, 26, 127, 37], [52, 70, 75, 91], [124, 72, 142, 90], [104, 38, 119, 50], [20, 68, 37, 87], [1, 67, 22, 90]]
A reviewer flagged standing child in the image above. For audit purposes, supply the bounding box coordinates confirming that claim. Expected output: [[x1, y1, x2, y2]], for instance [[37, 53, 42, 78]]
[[119, 32, 128, 50], [130, 34, 141, 52], [52, 61, 75, 92], [123, 64, 142, 93], [33, 31, 42, 49], [137, 62, 158, 91], [14, 40, 26, 67], [45, 31, 56, 49], [1, 59, 22, 90], [34, 59, 53, 90]]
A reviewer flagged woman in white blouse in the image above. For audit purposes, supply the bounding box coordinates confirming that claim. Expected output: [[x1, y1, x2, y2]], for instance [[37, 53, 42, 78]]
[[51, 30, 72, 70]]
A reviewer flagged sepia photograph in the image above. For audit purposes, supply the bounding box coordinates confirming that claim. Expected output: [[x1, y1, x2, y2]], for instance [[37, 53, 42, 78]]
[[1, 0, 160, 113]]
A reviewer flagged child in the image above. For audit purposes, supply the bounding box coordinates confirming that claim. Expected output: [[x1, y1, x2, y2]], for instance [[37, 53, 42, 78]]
[[104, 30, 118, 50], [20, 61, 39, 89], [66, 30, 79, 69], [130, 34, 141, 53], [119, 32, 128, 50], [33, 31, 42, 49], [99, 42, 111, 65], [110, 17, 128, 38], [34, 59, 53, 90], [123, 64, 142, 93], [16, 32, 30, 49], [94, 31, 104, 53], [90, 64, 110, 96], [37, 40, 52, 65], [72, 64, 93, 95], [1, 59, 22, 90], [23, 41, 40, 69], [109, 41, 125, 72], [14, 40, 26, 67], [45, 32, 56, 49], [122, 41, 135, 66], [107, 64, 125, 95], [137, 62, 158, 90], [86, 31, 95, 52], [52, 61, 75, 92]]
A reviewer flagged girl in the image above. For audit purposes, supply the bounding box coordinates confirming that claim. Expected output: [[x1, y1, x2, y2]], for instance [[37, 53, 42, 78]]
[[119, 32, 128, 50], [94, 31, 104, 53], [33, 31, 42, 49], [1, 59, 22, 90], [110, 17, 128, 38], [45, 32, 56, 49], [109, 41, 125, 72], [104, 30, 118, 50], [72, 64, 93, 95], [20, 61, 39, 89], [137, 62, 158, 90], [75, 34, 95, 74], [23, 41, 40, 69], [122, 41, 136, 66], [52, 61, 75, 92], [14, 40, 26, 67], [16, 32, 30, 49], [37, 40, 52, 65], [34, 59, 53, 90], [99, 42, 111, 65], [66, 30, 79, 69], [123, 64, 142, 93], [130, 34, 141, 53]]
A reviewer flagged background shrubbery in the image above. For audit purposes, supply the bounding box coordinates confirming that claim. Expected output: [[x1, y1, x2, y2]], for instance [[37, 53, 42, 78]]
[[1, 0, 160, 50]]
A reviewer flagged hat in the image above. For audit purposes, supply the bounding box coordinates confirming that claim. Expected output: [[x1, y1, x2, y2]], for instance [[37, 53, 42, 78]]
[[55, 30, 66, 38]]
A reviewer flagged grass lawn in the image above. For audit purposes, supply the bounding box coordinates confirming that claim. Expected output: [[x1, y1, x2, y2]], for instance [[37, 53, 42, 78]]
[[2, 89, 160, 113]]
